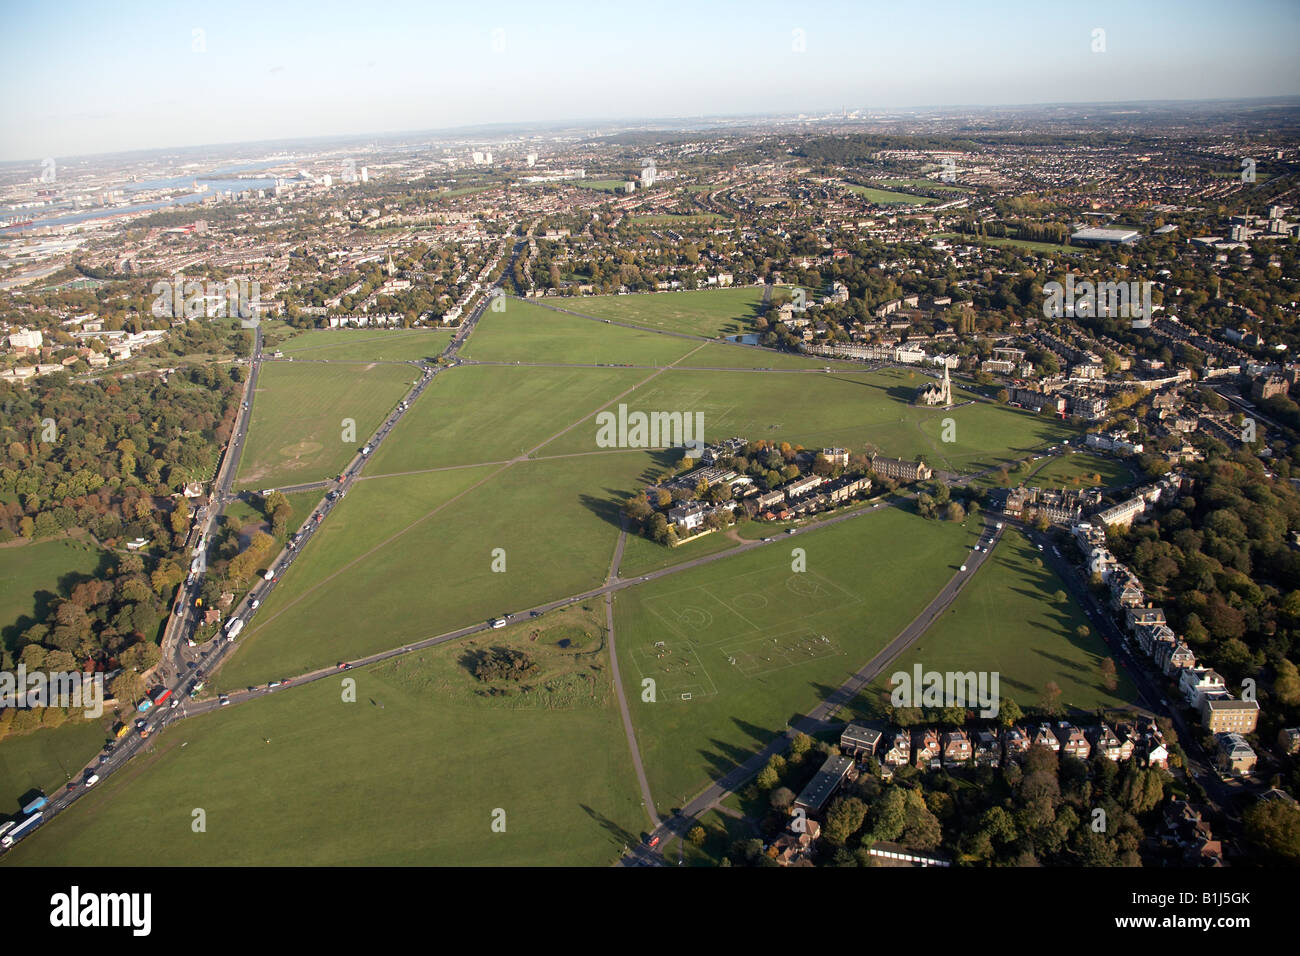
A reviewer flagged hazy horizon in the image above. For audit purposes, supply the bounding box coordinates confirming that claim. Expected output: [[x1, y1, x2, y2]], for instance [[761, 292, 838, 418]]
[[4, 0, 1299, 163]]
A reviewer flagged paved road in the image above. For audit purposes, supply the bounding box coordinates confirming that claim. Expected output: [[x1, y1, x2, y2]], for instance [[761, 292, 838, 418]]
[[619, 512, 1005, 865]]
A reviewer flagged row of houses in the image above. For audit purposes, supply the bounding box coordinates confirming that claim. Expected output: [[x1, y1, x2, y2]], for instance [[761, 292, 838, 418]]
[[793, 718, 1174, 816], [1072, 517, 1266, 776]]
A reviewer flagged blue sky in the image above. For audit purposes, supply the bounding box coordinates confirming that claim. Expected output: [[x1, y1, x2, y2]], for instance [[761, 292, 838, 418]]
[[2, 0, 1298, 160]]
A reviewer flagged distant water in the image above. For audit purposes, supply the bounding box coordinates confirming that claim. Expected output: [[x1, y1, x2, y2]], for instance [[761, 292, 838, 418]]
[[4, 176, 278, 232], [726, 333, 761, 345]]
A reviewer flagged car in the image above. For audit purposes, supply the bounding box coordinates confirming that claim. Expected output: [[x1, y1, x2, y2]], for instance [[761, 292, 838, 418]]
[[135, 719, 147, 730], [647, 835, 660, 848], [314, 513, 323, 522], [1037, 544, 1044, 551], [282, 678, 291, 685], [219, 695, 230, 706], [960, 565, 967, 572], [250, 599, 260, 610], [67, 781, 79, 790], [762, 537, 773, 542], [170, 697, 180, 709], [267, 681, 281, 689], [343, 663, 352, 670]]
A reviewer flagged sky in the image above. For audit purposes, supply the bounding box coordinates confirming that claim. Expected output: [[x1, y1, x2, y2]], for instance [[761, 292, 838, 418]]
[[2, 0, 1298, 161]]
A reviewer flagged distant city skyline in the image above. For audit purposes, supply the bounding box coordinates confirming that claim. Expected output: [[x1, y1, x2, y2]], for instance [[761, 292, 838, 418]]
[[3, 0, 1299, 162]]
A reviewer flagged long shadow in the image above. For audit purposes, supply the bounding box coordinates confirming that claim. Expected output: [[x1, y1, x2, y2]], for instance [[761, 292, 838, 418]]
[[732, 716, 778, 748], [580, 803, 639, 847], [578, 491, 635, 533], [1031, 648, 1091, 674]]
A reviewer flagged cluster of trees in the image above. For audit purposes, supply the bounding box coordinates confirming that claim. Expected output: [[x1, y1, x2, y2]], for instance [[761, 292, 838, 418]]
[[468, 648, 537, 683], [0, 365, 241, 544], [733, 735, 1173, 867], [1109, 453, 1300, 746], [0, 547, 171, 738], [915, 480, 978, 523]]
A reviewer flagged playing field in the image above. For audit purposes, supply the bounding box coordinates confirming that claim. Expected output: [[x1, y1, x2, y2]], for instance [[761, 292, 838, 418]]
[[846, 184, 937, 205], [557, 287, 767, 338], [235, 361, 416, 489], [5, 616, 644, 866], [852, 527, 1139, 718], [277, 328, 452, 362], [615, 507, 983, 809], [459, 298, 703, 366], [1027, 451, 1135, 491]]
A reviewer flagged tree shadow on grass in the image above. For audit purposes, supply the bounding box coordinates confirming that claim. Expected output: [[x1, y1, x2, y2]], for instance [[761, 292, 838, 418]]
[[580, 803, 638, 848]]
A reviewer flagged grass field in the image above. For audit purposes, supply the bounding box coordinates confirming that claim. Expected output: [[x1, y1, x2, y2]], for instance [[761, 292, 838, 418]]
[[881, 178, 971, 193], [5, 609, 644, 865], [846, 184, 937, 205], [216, 451, 656, 689], [573, 179, 631, 192], [615, 507, 982, 809], [365, 364, 647, 474], [0, 537, 107, 649], [629, 213, 729, 226], [936, 232, 1081, 255], [234, 361, 416, 490], [460, 298, 703, 366], [558, 287, 766, 338], [674, 343, 860, 370], [0, 718, 110, 817], [1027, 451, 1135, 491], [851, 527, 1138, 718], [277, 328, 452, 362], [541, 366, 1076, 470]]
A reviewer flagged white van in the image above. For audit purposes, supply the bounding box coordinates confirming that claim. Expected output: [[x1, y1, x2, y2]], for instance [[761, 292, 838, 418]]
[[491, 618, 507, 629]]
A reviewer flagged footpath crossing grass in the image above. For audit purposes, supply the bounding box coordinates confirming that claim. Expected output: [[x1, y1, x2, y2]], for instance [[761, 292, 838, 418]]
[[541, 365, 1075, 470], [217, 451, 653, 689], [460, 298, 701, 366], [278, 328, 452, 362], [235, 361, 416, 489], [615, 507, 981, 810], [366, 364, 646, 474], [6, 625, 644, 865], [851, 527, 1138, 719]]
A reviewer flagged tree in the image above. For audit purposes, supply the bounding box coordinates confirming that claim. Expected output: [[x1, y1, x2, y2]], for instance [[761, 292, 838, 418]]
[[790, 732, 813, 758], [823, 795, 867, 846], [997, 696, 1023, 728], [109, 671, 145, 707], [687, 826, 707, 847], [1244, 799, 1300, 865], [770, 786, 796, 810], [1100, 657, 1118, 692], [1040, 681, 1063, 715]]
